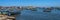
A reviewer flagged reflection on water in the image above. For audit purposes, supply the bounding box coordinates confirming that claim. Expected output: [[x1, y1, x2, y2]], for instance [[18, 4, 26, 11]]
[[16, 8, 60, 20]]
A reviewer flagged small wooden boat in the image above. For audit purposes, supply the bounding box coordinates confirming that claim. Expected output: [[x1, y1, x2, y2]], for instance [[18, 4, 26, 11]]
[[43, 8, 52, 12], [43, 10, 51, 12], [56, 8, 60, 10], [30, 8, 37, 11], [43, 9, 51, 12], [0, 11, 20, 20]]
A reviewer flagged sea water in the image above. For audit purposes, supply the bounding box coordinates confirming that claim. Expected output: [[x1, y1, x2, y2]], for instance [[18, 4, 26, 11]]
[[16, 8, 60, 20]]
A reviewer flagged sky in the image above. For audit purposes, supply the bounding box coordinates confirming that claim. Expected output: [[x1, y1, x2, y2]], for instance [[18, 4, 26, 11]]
[[0, 0, 60, 7]]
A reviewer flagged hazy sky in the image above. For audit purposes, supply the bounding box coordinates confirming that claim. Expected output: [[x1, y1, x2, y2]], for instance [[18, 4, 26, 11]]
[[0, 0, 60, 7]]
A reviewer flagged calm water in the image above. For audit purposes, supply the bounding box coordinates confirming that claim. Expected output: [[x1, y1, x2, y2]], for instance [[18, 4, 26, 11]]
[[16, 8, 60, 20]]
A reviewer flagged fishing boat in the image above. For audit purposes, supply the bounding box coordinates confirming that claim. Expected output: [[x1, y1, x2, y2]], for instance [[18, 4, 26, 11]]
[[56, 8, 60, 10], [43, 10, 51, 12], [43, 8, 53, 12], [29, 8, 37, 11], [0, 10, 20, 20]]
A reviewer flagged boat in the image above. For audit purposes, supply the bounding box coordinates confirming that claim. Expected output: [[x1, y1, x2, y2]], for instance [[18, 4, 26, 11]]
[[30, 8, 37, 11], [56, 8, 60, 10], [0, 9, 20, 20], [43, 8, 52, 12], [43, 10, 51, 12]]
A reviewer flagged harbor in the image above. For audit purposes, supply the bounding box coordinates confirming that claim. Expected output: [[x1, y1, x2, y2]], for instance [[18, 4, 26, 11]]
[[0, 6, 21, 20], [0, 6, 60, 20]]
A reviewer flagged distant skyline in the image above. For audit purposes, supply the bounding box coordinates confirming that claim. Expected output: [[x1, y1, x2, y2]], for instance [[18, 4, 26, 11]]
[[0, 0, 60, 7]]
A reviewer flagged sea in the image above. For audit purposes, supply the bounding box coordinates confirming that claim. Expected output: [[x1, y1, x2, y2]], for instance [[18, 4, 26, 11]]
[[16, 8, 60, 20]]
